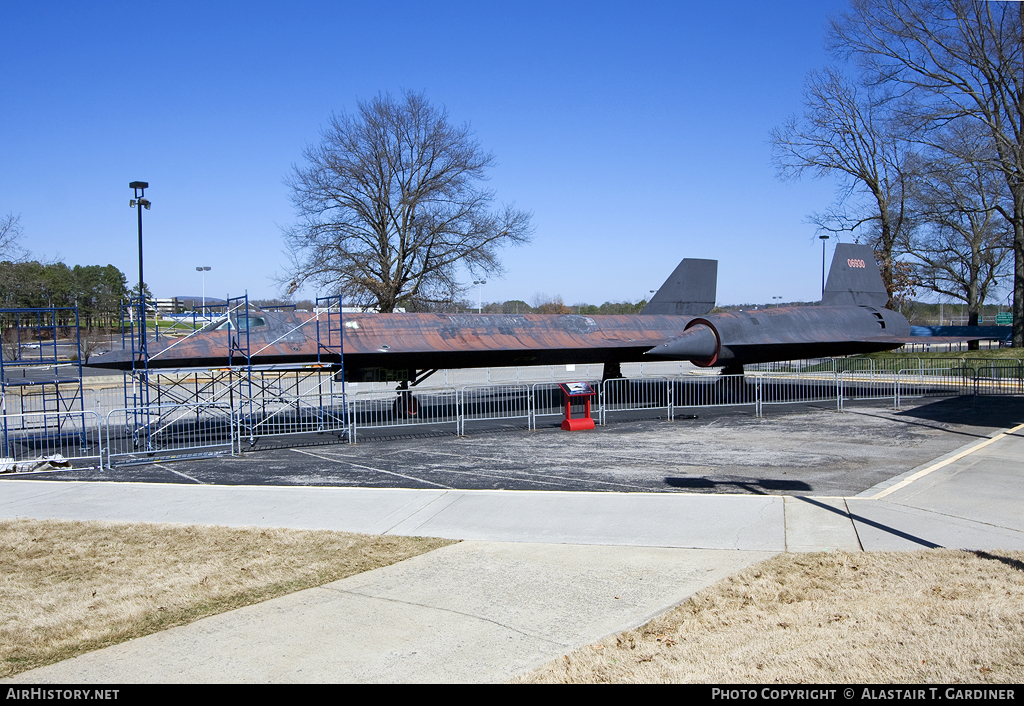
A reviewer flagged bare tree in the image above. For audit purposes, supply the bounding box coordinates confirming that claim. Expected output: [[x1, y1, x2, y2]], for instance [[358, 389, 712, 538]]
[[77, 329, 109, 364], [830, 0, 1024, 345], [904, 121, 1012, 347], [770, 68, 917, 306], [282, 91, 533, 312], [0, 213, 26, 262]]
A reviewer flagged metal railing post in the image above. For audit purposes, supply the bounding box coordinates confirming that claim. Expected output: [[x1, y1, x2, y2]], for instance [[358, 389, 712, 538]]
[[599, 380, 607, 425], [457, 389, 464, 436], [528, 387, 535, 430], [667, 379, 674, 421], [837, 372, 843, 412]]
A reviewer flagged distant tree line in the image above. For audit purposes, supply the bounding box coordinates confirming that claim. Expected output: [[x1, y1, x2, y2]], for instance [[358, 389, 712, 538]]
[[391, 295, 648, 315], [0, 260, 129, 328]]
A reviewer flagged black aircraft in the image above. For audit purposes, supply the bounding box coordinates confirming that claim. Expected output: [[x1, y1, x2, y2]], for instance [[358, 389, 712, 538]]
[[88, 243, 913, 381]]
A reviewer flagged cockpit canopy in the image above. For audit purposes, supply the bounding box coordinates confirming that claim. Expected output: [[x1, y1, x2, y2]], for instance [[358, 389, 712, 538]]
[[213, 316, 268, 331]]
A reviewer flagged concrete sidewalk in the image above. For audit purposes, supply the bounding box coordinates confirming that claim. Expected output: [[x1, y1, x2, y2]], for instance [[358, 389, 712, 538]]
[[2, 422, 1022, 683]]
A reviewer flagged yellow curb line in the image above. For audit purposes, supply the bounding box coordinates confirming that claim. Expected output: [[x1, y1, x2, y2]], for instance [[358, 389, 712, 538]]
[[869, 421, 1024, 500]]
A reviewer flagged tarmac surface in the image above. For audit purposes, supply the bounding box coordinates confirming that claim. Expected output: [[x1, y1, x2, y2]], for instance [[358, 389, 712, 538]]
[[1, 396, 1023, 683]]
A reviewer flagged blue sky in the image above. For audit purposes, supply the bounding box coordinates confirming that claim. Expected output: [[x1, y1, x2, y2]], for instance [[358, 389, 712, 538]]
[[2, 0, 853, 307]]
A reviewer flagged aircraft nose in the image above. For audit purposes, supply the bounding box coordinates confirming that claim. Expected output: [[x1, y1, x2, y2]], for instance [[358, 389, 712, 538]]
[[646, 324, 719, 360]]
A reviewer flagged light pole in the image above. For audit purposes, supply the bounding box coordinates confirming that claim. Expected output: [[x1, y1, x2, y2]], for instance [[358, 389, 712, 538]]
[[773, 296, 782, 307], [474, 280, 486, 313], [196, 266, 211, 315], [819, 235, 830, 300], [129, 181, 151, 362]]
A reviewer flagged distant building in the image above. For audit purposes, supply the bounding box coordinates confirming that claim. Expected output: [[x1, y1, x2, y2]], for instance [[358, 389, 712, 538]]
[[155, 297, 183, 315]]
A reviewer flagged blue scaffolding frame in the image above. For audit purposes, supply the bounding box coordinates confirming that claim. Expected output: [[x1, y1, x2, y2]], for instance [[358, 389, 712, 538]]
[[0, 306, 85, 457]]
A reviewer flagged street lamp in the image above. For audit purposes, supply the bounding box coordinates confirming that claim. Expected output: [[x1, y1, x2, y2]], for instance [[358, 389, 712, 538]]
[[819, 235, 830, 300], [473, 280, 486, 313], [129, 181, 150, 362], [772, 296, 782, 307], [196, 266, 211, 315]]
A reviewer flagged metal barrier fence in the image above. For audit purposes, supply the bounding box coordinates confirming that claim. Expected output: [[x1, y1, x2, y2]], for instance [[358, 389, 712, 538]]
[[2, 358, 1022, 468], [458, 385, 533, 435], [530, 382, 577, 428], [837, 371, 896, 410], [756, 371, 840, 414], [105, 402, 236, 466], [599, 377, 675, 424], [237, 390, 349, 449], [0, 409, 103, 469], [970, 362, 1024, 396], [894, 368, 970, 409], [348, 388, 461, 443], [672, 374, 755, 412]]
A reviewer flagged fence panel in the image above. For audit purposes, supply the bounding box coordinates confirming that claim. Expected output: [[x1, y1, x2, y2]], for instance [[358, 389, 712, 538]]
[[757, 371, 839, 411], [348, 388, 460, 442], [531, 382, 566, 428], [600, 378, 673, 424], [970, 361, 1024, 396], [894, 368, 970, 409], [0, 410, 103, 470], [105, 403, 235, 466], [837, 371, 895, 410], [237, 390, 348, 449], [672, 374, 753, 410], [458, 385, 533, 435]]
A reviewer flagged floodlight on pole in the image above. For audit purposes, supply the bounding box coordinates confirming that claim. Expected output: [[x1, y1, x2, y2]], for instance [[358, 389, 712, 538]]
[[473, 280, 487, 313], [196, 266, 211, 313], [130, 181, 150, 367]]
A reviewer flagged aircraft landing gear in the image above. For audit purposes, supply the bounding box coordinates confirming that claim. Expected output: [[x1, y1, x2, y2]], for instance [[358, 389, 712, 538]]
[[393, 381, 420, 418]]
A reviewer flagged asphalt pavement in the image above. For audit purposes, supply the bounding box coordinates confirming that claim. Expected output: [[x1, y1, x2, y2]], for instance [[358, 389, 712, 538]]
[[1, 396, 1022, 683]]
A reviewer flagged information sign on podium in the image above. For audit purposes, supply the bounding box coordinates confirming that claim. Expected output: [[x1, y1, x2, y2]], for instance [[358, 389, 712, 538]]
[[558, 381, 596, 431]]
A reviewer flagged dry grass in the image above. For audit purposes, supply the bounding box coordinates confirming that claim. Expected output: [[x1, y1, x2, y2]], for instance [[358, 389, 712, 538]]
[[6, 519, 1023, 684], [519, 550, 1024, 683], [0, 518, 455, 678]]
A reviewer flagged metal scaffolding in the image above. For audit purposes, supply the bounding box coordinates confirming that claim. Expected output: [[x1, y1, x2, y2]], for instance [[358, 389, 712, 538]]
[[0, 307, 86, 459], [104, 294, 350, 463]]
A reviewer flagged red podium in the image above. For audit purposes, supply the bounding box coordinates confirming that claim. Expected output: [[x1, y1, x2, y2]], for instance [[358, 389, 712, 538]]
[[558, 382, 596, 431]]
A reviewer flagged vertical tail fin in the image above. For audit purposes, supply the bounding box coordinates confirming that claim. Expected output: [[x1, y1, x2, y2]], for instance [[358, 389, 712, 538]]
[[822, 243, 889, 307], [641, 258, 717, 316]]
